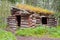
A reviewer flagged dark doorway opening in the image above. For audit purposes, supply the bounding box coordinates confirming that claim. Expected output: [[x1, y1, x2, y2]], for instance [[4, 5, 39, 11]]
[[42, 17, 47, 24], [16, 15, 21, 26]]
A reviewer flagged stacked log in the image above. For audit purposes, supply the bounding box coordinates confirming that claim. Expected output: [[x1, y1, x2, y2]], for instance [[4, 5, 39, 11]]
[[29, 16, 36, 27], [47, 18, 57, 26], [36, 17, 41, 24], [7, 16, 17, 30], [21, 16, 29, 28]]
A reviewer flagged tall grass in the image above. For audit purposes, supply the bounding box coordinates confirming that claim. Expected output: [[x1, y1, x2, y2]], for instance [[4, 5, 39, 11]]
[[0, 1, 11, 28]]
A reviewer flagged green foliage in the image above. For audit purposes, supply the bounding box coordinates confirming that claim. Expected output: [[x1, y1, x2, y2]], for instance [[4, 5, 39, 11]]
[[16, 26, 60, 38], [8, 0, 16, 3], [54, 12, 60, 18], [0, 29, 16, 40], [0, 22, 7, 28], [16, 26, 46, 37], [47, 27, 60, 38], [7, 0, 22, 4]]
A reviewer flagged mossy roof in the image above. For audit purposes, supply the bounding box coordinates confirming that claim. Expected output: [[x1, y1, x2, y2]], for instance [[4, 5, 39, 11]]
[[16, 4, 54, 14]]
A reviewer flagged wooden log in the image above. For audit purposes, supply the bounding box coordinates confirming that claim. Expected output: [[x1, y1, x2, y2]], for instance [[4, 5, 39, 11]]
[[21, 22, 29, 24], [21, 25, 28, 27], [47, 18, 57, 26]]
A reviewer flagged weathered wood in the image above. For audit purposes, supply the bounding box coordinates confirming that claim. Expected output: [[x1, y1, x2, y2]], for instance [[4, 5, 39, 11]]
[[36, 18, 41, 24], [47, 18, 57, 26], [7, 16, 18, 29], [21, 25, 29, 27], [7, 7, 57, 31]]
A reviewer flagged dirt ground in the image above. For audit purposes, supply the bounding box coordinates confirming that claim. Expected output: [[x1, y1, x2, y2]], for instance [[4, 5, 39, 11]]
[[16, 36, 60, 40]]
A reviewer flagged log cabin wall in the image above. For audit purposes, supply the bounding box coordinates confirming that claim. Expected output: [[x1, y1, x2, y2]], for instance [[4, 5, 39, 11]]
[[47, 17, 57, 27], [20, 15, 29, 28], [31, 13, 48, 26], [7, 8, 30, 30], [7, 7, 57, 30], [7, 15, 17, 30], [36, 17, 41, 25], [29, 14, 36, 27], [29, 13, 57, 27], [10, 7, 31, 28], [7, 13, 57, 29]]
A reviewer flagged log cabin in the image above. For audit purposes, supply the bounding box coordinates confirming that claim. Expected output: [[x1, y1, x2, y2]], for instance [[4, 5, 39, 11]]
[[7, 4, 57, 30]]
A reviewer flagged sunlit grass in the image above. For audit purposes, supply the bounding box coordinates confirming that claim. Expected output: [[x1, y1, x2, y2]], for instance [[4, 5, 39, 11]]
[[16, 26, 46, 37], [48, 26, 60, 38], [16, 26, 60, 38], [16, 26, 47, 37], [0, 29, 16, 40]]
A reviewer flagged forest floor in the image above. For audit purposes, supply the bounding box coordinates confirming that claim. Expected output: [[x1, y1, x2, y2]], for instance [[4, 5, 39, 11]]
[[16, 36, 60, 40]]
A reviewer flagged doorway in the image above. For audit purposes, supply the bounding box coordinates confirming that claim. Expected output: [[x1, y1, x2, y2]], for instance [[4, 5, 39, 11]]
[[42, 17, 47, 24], [16, 15, 21, 26]]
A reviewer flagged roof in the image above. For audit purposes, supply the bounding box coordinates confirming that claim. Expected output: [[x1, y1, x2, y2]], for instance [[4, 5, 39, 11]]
[[16, 4, 54, 14]]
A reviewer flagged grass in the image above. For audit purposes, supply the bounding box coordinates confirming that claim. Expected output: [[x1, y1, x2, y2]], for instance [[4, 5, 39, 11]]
[[0, 29, 16, 40], [16, 26, 46, 37], [16, 26, 60, 38], [48, 26, 60, 38]]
